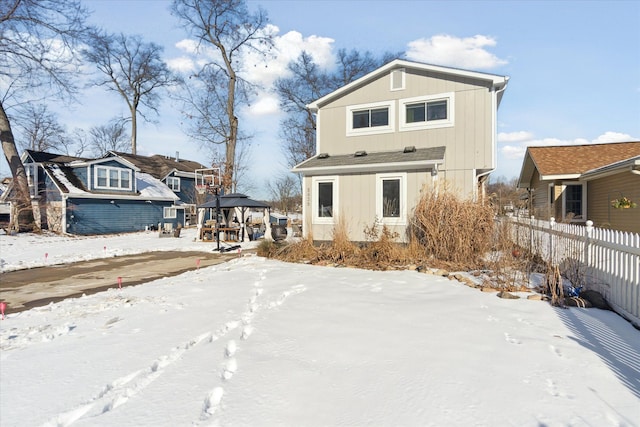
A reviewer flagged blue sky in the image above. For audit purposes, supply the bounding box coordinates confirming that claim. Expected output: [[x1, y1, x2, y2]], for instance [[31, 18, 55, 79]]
[[4, 0, 639, 198]]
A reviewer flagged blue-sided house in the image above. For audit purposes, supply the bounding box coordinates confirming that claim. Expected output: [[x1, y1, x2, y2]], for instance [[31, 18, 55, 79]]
[[10, 150, 207, 235]]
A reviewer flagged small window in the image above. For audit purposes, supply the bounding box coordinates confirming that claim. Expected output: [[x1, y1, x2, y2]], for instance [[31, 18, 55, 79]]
[[312, 176, 338, 224], [166, 177, 180, 192], [400, 93, 454, 131], [563, 183, 586, 221], [353, 107, 389, 129], [376, 173, 406, 225], [346, 101, 395, 136], [382, 179, 400, 218], [163, 207, 177, 219], [94, 166, 132, 191]]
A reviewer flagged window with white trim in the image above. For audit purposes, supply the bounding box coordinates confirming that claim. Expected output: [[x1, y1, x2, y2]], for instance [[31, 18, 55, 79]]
[[312, 176, 338, 224], [94, 166, 132, 191], [163, 207, 177, 219], [562, 182, 586, 221], [166, 176, 180, 192], [399, 93, 454, 131], [376, 173, 407, 225], [346, 101, 395, 136]]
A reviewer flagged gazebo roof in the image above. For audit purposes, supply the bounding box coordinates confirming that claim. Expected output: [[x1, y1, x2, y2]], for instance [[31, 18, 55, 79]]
[[198, 193, 271, 209]]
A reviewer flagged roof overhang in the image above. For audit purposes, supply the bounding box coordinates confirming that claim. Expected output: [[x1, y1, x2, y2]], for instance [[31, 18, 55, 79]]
[[293, 159, 443, 175], [292, 146, 445, 176], [581, 156, 640, 181], [307, 59, 509, 111]]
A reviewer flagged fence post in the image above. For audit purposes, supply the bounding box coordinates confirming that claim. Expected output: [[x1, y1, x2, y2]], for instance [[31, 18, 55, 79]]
[[585, 220, 593, 275], [530, 215, 535, 255], [549, 217, 556, 265]]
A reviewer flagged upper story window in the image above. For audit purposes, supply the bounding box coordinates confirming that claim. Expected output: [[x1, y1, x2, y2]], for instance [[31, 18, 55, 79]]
[[166, 176, 180, 192], [400, 93, 454, 132], [25, 163, 38, 197], [346, 101, 395, 136], [95, 166, 132, 191]]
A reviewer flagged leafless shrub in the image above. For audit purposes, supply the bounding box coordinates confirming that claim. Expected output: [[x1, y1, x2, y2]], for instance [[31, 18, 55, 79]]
[[409, 184, 494, 269]]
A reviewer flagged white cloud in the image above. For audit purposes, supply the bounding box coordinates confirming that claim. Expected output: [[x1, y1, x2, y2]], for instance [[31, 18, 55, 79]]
[[498, 131, 534, 143], [175, 39, 199, 54], [166, 56, 195, 73], [247, 95, 280, 116], [405, 34, 508, 70]]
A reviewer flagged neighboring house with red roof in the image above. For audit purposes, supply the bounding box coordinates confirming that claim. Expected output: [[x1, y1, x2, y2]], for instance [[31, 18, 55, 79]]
[[517, 141, 640, 233]]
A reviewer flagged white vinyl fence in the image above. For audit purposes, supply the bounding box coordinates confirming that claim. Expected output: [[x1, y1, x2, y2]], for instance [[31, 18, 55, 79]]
[[507, 216, 640, 327]]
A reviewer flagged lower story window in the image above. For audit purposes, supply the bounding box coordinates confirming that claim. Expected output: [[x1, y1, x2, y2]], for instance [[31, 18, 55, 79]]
[[562, 183, 586, 221], [312, 176, 338, 224], [376, 172, 406, 225], [164, 207, 177, 219]]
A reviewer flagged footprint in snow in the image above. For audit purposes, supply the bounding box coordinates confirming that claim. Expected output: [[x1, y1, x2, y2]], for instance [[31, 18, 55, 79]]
[[222, 358, 237, 380], [202, 387, 224, 417], [504, 332, 521, 345], [225, 340, 237, 357], [241, 325, 253, 340]]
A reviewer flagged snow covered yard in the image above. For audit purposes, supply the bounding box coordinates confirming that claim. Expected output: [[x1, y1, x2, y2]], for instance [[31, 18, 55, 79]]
[[0, 231, 639, 426]]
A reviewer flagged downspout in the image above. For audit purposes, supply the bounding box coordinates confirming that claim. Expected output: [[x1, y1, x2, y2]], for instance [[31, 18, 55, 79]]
[[477, 80, 509, 199]]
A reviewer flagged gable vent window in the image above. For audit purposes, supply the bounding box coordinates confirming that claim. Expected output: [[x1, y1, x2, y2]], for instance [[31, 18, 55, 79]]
[[390, 68, 405, 91]]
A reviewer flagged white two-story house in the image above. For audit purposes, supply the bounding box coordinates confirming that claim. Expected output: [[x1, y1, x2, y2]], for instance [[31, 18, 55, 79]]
[[292, 59, 509, 242]]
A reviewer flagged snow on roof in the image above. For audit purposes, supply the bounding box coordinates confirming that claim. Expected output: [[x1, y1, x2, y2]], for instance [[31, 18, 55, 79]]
[[137, 172, 178, 200], [49, 164, 85, 194], [49, 164, 177, 200]]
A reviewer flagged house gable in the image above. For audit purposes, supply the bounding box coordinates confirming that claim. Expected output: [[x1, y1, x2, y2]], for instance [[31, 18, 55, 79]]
[[295, 59, 508, 242], [517, 142, 640, 231]]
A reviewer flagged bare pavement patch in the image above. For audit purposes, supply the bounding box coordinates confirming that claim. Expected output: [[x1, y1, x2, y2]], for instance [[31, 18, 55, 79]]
[[0, 251, 243, 314]]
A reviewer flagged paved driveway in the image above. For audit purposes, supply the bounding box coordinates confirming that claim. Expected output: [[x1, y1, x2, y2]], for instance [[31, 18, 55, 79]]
[[0, 251, 243, 314]]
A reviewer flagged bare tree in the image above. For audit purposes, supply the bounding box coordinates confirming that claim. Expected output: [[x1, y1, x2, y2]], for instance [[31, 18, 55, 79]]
[[0, 0, 89, 231], [83, 31, 179, 155], [276, 49, 400, 170], [171, 0, 274, 194], [12, 104, 66, 152], [88, 117, 130, 157], [268, 174, 300, 215]]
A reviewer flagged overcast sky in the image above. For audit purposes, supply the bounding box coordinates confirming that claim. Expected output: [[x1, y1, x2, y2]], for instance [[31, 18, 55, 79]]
[[3, 0, 639, 198]]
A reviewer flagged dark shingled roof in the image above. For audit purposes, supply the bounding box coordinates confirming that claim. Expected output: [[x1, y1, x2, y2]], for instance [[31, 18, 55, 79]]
[[293, 146, 445, 171], [25, 150, 90, 193], [111, 151, 208, 179]]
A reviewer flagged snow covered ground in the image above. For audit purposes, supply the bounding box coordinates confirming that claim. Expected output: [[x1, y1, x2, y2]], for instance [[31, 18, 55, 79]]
[[1, 229, 639, 426]]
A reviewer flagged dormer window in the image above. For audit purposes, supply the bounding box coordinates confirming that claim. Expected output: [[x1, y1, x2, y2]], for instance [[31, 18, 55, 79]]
[[166, 176, 180, 192], [95, 166, 132, 191]]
